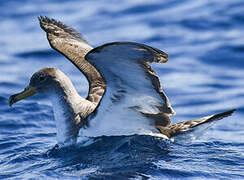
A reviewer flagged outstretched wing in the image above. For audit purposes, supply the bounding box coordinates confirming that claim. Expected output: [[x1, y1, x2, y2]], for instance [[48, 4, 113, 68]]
[[157, 109, 236, 139], [82, 42, 176, 136], [38, 16, 105, 106]]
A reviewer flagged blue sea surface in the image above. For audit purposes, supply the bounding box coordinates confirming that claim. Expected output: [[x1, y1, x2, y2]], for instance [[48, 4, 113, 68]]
[[0, 0, 244, 179]]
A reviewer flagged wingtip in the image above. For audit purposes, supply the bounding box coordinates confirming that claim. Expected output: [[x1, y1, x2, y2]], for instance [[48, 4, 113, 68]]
[[38, 15, 57, 31], [38, 15, 62, 30], [38, 15, 50, 31], [224, 108, 236, 115], [37, 16, 89, 43], [209, 108, 236, 121], [38, 15, 43, 20], [227, 108, 236, 116], [38, 15, 47, 23], [38, 15, 51, 22]]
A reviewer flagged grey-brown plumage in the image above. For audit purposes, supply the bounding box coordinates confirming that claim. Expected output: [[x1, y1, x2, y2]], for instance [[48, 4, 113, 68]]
[[8, 67, 96, 146], [8, 17, 236, 147], [32, 68, 95, 143], [39, 16, 105, 106], [157, 109, 236, 138]]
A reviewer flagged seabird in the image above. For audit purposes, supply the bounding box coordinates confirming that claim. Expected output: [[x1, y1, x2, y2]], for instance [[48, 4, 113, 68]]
[[8, 17, 235, 147]]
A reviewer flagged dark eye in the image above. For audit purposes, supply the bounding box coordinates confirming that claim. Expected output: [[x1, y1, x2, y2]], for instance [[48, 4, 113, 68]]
[[39, 75, 46, 82]]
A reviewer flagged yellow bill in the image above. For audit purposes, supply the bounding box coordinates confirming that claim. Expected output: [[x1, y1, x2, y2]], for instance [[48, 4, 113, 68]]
[[8, 86, 37, 107]]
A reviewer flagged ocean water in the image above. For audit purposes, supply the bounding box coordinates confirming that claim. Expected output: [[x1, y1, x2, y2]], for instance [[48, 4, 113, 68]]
[[0, 0, 244, 179]]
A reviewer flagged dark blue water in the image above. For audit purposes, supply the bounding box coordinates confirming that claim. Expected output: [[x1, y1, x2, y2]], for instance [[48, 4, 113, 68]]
[[0, 0, 244, 179]]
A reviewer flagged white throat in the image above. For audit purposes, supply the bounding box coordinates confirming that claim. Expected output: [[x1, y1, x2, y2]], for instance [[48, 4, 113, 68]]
[[49, 89, 96, 147], [50, 92, 79, 145]]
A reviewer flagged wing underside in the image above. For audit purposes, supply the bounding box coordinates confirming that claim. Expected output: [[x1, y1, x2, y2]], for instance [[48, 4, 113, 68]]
[[82, 42, 175, 136]]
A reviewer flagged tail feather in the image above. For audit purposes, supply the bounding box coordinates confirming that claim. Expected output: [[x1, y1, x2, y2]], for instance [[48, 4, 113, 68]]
[[157, 109, 236, 138]]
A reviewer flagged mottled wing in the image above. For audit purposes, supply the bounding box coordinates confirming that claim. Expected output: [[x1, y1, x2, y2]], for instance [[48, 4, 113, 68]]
[[38, 16, 105, 106], [157, 109, 236, 138], [82, 42, 175, 136]]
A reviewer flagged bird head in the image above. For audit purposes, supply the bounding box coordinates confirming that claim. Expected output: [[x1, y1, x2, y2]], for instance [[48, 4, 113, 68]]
[[8, 67, 63, 107]]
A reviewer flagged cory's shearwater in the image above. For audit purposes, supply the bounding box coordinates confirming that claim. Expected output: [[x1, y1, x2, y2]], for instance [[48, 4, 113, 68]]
[[8, 17, 235, 147]]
